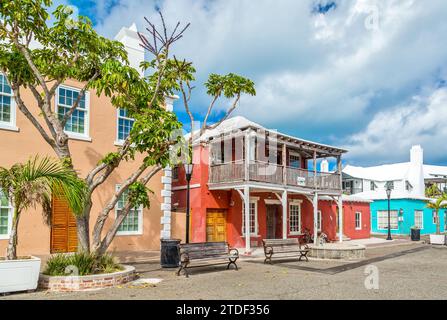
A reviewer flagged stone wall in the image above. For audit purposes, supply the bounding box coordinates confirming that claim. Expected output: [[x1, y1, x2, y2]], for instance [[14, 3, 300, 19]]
[[39, 265, 136, 292]]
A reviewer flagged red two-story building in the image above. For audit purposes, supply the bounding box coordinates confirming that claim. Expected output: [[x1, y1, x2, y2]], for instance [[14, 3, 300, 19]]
[[172, 117, 370, 253]]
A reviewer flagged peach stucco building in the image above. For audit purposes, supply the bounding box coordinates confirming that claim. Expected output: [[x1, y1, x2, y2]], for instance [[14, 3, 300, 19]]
[[0, 24, 176, 256]]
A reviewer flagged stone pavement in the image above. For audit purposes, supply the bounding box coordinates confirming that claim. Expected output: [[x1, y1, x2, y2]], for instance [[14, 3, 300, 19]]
[[3, 242, 447, 300]]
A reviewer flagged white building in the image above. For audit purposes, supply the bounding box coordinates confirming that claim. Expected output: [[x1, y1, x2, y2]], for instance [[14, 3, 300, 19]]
[[343, 145, 447, 200]]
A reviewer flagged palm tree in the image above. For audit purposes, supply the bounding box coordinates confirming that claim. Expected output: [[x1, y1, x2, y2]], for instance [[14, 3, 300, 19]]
[[0, 156, 87, 260], [426, 193, 447, 235]]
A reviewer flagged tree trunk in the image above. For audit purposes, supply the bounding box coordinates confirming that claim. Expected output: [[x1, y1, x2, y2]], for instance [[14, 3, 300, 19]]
[[436, 209, 441, 235], [76, 214, 90, 253], [6, 208, 20, 260]]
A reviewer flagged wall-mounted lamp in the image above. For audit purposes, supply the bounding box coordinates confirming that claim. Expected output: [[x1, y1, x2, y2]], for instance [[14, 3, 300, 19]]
[[399, 208, 404, 215], [229, 199, 235, 207]]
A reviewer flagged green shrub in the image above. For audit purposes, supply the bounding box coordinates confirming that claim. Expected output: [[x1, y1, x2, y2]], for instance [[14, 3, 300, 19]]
[[43, 252, 123, 276]]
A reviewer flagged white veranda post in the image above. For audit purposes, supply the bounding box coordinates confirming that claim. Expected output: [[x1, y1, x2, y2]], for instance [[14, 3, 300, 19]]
[[282, 191, 288, 239], [338, 196, 343, 243], [244, 185, 251, 254], [313, 192, 318, 246]]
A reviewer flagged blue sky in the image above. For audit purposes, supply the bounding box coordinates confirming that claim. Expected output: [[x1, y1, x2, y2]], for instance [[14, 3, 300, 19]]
[[63, 0, 447, 167]]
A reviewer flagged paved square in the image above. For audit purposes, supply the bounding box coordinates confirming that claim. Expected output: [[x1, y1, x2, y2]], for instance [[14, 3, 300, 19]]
[[2, 243, 446, 300]]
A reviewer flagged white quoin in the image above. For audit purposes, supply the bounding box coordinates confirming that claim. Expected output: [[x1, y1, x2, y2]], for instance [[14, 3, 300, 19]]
[[114, 23, 146, 77], [320, 159, 329, 173], [407, 145, 425, 198]]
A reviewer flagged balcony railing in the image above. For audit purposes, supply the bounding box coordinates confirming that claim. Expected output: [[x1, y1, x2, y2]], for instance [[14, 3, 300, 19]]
[[209, 161, 341, 191]]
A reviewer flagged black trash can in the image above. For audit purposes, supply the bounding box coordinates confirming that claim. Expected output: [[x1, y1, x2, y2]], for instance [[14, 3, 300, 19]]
[[160, 239, 181, 268], [411, 228, 420, 241]]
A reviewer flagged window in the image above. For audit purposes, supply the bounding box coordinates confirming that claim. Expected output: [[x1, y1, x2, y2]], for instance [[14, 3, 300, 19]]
[[406, 181, 413, 192], [317, 210, 322, 232], [433, 211, 438, 225], [57, 86, 89, 137], [414, 210, 423, 229], [115, 186, 143, 235], [385, 181, 394, 190], [289, 152, 301, 169], [172, 166, 179, 181], [355, 212, 362, 230], [0, 191, 12, 239], [117, 108, 135, 142], [377, 210, 398, 230], [242, 199, 258, 236], [0, 73, 16, 130], [289, 202, 301, 234], [370, 181, 377, 191]]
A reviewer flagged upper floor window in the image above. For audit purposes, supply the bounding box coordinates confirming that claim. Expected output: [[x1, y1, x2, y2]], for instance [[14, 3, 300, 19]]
[[289, 152, 301, 169], [57, 86, 89, 138], [117, 108, 135, 142], [370, 181, 377, 191], [0, 191, 12, 239], [406, 181, 413, 192], [172, 166, 179, 181], [0, 74, 16, 130], [385, 181, 394, 190]]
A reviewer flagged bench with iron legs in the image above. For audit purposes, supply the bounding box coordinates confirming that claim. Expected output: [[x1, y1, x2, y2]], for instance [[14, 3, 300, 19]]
[[177, 242, 239, 277], [262, 238, 309, 264]]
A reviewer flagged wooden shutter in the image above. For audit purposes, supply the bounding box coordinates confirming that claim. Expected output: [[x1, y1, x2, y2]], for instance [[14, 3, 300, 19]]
[[51, 197, 78, 253]]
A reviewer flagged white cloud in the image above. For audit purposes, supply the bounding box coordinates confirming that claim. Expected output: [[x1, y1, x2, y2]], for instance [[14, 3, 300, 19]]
[[344, 87, 447, 165], [80, 0, 447, 164]]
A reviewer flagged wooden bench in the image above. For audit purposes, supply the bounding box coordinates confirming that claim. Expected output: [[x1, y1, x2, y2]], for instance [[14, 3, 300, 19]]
[[177, 242, 239, 277], [262, 238, 309, 264]]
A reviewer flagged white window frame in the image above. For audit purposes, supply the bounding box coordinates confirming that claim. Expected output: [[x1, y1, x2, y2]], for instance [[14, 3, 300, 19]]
[[288, 151, 301, 169], [289, 200, 302, 235], [242, 197, 259, 236], [115, 108, 135, 145], [0, 191, 13, 240], [377, 210, 399, 230], [0, 73, 18, 132], [115, 185, 143, 236], [432, 211, 437, 225], [355, 211, 362, 230], [414, 210, 423, 229], [317, 209, 322, 232], [55, 85, 91, 141]]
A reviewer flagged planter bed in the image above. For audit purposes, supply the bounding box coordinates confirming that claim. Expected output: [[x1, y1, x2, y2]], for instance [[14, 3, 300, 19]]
[[39, 265, 136, 292]]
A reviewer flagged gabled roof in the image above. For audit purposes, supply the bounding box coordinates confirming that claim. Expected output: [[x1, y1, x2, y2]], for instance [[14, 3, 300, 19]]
[[196, 116, 347, 156], [343, 162, 447, 182]]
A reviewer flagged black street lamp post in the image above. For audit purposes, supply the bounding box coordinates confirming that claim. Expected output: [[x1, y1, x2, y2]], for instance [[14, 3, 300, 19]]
[[184, 163, 194, 244], [386, 185, 393, 241]]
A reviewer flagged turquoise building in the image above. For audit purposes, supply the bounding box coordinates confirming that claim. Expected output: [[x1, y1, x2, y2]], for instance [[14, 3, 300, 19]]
[[370, 198, 446, 235]]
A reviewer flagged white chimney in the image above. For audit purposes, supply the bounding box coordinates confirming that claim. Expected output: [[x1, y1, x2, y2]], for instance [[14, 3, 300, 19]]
[[320, 159, 329, 173], [407, 145, 425, 197], [164, 95, 178, 112], [114, 23, 145, 76]]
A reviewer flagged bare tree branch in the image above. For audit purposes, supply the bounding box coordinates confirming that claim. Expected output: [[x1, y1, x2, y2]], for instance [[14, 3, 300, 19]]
[[10, 84, 55, 147]]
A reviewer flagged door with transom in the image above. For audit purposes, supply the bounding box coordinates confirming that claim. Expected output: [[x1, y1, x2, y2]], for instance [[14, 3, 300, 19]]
[[206, 210, 227, 242]]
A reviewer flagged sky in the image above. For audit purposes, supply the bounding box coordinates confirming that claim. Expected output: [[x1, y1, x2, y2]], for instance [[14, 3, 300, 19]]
[[61, 0, 447, 167]]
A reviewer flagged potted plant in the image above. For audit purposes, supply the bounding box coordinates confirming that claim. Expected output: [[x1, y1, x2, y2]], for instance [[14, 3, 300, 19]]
[[410, 226, 421, 241], [0, 156, 86, 294], [426, 192, 447, 245]]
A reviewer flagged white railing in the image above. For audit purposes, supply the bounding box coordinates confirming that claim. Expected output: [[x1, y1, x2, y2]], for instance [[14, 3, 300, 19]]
[[209, 161, 341, 191]]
